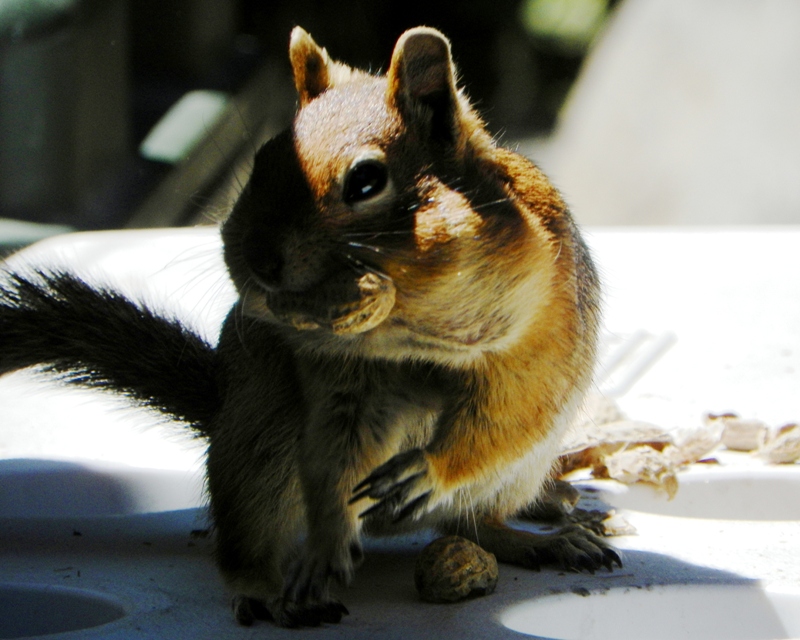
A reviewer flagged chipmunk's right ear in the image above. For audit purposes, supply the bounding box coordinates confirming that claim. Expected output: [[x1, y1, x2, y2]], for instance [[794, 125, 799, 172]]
[[289, 27, 353, 106]]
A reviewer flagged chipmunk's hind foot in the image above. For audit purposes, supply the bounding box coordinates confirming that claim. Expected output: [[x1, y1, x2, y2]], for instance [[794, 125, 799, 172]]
[[461, 519, 621, 574], [232, 594, 273, 626], [529, 524, 622, 573]]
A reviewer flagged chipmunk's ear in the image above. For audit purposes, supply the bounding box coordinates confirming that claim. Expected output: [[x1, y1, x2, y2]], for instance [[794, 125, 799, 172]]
[[387, 27, 463, 145], [290, 27, 353, 106], [290, 27, 330, 105]]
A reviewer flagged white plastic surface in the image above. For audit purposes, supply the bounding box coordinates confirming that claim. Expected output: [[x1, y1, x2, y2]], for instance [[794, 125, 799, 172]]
[[0, 226, 797, 639], [0, 584, 126, 639], [502, 584, 800, 640], [590, 466, 800, 521]]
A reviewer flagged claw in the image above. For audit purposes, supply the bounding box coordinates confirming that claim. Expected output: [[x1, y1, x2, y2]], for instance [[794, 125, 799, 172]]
[[575, 554, 597, 574], [232, 595, 256, 627], [321, 601, 349, 623], [232, 596, 274, 626], [351, 449, 433, 523], [351, 475, 372, 496], [349, 485, 373, 505], [273, 597, 349, 628], [357, 473, 428, 520], [292, 604, 323, 628], [351, 471, 424, 504], [521, 548, 542, 571], [351, 466, 425, 503], [392, 490, 431, 523], [358, 497, 389, 520], [603, 547, 623, 570]]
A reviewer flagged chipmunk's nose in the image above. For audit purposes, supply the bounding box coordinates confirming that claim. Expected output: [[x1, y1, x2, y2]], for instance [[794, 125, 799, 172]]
[[250, 256, 284, 292], [243, 231, 327, 293], [241, 233, 283, 292]]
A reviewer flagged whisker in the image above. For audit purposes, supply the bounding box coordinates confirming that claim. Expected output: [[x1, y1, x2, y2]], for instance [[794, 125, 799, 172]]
[[471, 197, 512, 211], [341, 253, 385, 277], [342, 241, 386, 255], [456, 487, 465, 536], [230, 99, 259, 161], [342, 230, 412, 239], [234, 278, 258, 356], [468, 487, 479, 545]]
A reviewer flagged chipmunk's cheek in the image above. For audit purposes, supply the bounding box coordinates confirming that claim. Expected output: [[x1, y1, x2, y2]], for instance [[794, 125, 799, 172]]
[[260, 271, 396, 335]]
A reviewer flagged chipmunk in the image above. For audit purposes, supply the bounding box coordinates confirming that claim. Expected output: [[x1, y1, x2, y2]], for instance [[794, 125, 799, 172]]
[[0, 27, 619, 628]]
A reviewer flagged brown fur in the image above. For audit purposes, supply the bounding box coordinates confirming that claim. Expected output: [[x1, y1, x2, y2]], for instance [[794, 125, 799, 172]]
[[212, 26, 613, 627]]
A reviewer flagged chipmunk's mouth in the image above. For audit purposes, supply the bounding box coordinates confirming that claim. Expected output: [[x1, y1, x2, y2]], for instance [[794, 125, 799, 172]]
[[246, 270, 396, 335]]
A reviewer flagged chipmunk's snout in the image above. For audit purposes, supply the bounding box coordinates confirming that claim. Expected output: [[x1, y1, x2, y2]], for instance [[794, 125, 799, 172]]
[[242, 229, 330, 294], [237, 224, 396, 335], [242, 242, 282, 292]]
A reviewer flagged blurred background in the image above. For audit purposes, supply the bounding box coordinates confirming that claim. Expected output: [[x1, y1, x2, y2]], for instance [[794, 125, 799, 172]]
[[1, 0, 798, 252]]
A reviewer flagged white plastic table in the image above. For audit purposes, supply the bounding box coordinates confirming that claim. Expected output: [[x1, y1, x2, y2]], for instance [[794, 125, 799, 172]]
[[0, 227, 798, 639]]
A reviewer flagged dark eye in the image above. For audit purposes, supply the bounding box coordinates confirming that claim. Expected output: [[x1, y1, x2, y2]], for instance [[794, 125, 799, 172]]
[[343, 160, 389, 205]]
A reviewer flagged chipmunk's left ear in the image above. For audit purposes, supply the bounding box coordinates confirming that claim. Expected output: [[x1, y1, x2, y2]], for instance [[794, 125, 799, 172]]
[[387, 27, 467, 146], [290, 27, 353, 106]]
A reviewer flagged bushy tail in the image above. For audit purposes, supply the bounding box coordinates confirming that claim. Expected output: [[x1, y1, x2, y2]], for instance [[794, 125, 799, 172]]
[[0, 271, 220, 434]]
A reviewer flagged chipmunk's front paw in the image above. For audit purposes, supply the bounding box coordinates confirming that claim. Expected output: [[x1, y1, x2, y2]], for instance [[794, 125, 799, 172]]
[[350, 449, 437, 522], [270, 597, 349, 629], [232, 593, 348, 629]]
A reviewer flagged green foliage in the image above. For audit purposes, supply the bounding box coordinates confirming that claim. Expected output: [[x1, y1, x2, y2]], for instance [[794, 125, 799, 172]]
[[521, 0, 610, 54]]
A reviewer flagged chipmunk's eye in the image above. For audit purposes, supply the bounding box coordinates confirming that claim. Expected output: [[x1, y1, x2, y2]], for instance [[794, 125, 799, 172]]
[[343, 159, 389, 206]]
